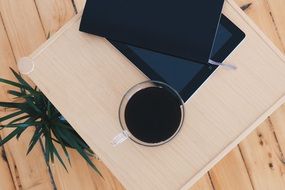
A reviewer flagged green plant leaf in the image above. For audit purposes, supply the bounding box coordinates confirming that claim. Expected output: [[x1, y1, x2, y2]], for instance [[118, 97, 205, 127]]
[[0, 102, 38, 117], [8, 115, 31, 125], [16, 117, 38, 139], [0, 110, 24, 123], [7, 90, 35, 103], [50, 141, 68, 171], [54, 126, 101, 176], [10, 68, 35, 92], [4, 121, 41, 128], [7, 90, 27, 98], [0, 127, 26, 146], [0, 78, 38, 94], [43, 127, 68, 171], [26, 127, 43, 155], [0, 102, 23, 108], [44, 129, 50, 163], [25, 98, 42, 114], [52, 121, 74, 131], [50, 128, 71, 165]]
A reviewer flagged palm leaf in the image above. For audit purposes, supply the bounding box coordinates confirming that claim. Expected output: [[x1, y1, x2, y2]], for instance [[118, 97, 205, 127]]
[[0, 127, 26, 146], [4, 121, 41, 128], [50, 141, 68, 171], [7, 90, 35, 105], [50, 128, 71, 165], [0, 78, 38, 94], [8, 115, 30, 125], [0, 102, 38, 116], [0, 110, 24, 123], [54, 125, 101, 176], [15, 117, 38, 139], [0, 102, 24, 108], [43, 128, 68, 171], [10, 68, 35, 92], [26, 127, 43, 155], [7, 90, 27, 98]]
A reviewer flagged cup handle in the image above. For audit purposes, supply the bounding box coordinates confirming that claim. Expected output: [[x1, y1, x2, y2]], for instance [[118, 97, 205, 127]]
[[111, 130, 129, 147]]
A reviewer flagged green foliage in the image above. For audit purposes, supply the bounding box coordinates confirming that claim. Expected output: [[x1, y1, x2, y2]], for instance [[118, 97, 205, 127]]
[[0, 68, 101, 176]]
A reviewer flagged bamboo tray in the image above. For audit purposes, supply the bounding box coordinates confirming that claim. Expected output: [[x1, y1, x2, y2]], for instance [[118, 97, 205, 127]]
[[18, 0, 285, 189]]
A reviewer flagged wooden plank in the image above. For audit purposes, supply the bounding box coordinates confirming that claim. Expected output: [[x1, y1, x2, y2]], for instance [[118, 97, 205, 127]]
[[88, 159, 125, 190], [0, 14, 18, 190], [0, 0, 46, 60], [0, 144, 15, 190], [239, 119, 285, 190], [1, 127, 54, 190], [50, 148, 125, 190], [0, 1, 55, 189], [234, 0, 285, 52], [270, 105, 285, 156], [189, 174, 213, 190], [49, 147, 96, 190], [73, 0, 86, 12], [35, 0, 75, 36], [0, 14, 18, 102], [209, 147, 253, 190], [265, 0, 285, 48]]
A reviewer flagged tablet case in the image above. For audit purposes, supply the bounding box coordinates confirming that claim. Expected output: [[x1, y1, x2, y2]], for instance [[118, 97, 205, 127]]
[[79, 0, 225, 63]]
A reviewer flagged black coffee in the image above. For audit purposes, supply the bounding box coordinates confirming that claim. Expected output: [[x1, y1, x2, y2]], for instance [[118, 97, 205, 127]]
[[124, 86, 182, 144]]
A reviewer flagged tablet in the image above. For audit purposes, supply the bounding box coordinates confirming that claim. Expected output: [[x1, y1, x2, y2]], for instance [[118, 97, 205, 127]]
[[110, 15, 245, 102]]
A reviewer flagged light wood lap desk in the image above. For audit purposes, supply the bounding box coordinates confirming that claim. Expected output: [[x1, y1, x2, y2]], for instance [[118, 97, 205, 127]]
[[19, 0, 285, 189]]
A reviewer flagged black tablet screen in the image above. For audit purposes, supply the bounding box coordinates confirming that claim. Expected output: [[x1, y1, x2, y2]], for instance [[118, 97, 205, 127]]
[[127, 45, 204, 92], [111, 15, 245, 101]]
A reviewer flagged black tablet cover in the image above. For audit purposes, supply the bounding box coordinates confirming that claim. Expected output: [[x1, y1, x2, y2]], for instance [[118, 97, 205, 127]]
[[79, 0, 225, 63]]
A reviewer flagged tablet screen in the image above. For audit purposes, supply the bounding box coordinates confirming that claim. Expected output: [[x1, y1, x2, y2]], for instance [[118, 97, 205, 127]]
[[127, 45, 204, 92], [111, 15, 245, 101]]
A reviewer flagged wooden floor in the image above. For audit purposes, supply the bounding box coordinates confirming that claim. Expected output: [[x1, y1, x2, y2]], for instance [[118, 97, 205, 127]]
[[0, 0, 284, 189]]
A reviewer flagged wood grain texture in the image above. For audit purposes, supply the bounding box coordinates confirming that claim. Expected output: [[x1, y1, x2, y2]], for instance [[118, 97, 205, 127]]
[[0, 12, 17, 102], [234, 0, 285, 52], [0, 12, 18, 190], [49, 148, 97, 190], [0, 144, 15, 190], [0, 0, 46, 60], [0, 1, 54, 189], [22, 0, 285, 189], [270, 105, 285, 159], [35, 0, 75, 36], [189, 175, 213, 190], [1, 127, 54, 190], [209, 147, 253, 190], [239, 119, 285, 190], [266, 0, 285, 48], [88, 159, 125, 190], [0, 14, 17, 190]]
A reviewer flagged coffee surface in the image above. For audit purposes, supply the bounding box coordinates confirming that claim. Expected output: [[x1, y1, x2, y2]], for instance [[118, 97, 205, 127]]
[[125, 86, 182, 144]]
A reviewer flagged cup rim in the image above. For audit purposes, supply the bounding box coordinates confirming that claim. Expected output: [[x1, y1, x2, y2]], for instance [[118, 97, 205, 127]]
[[118, 80, 185, 147]]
